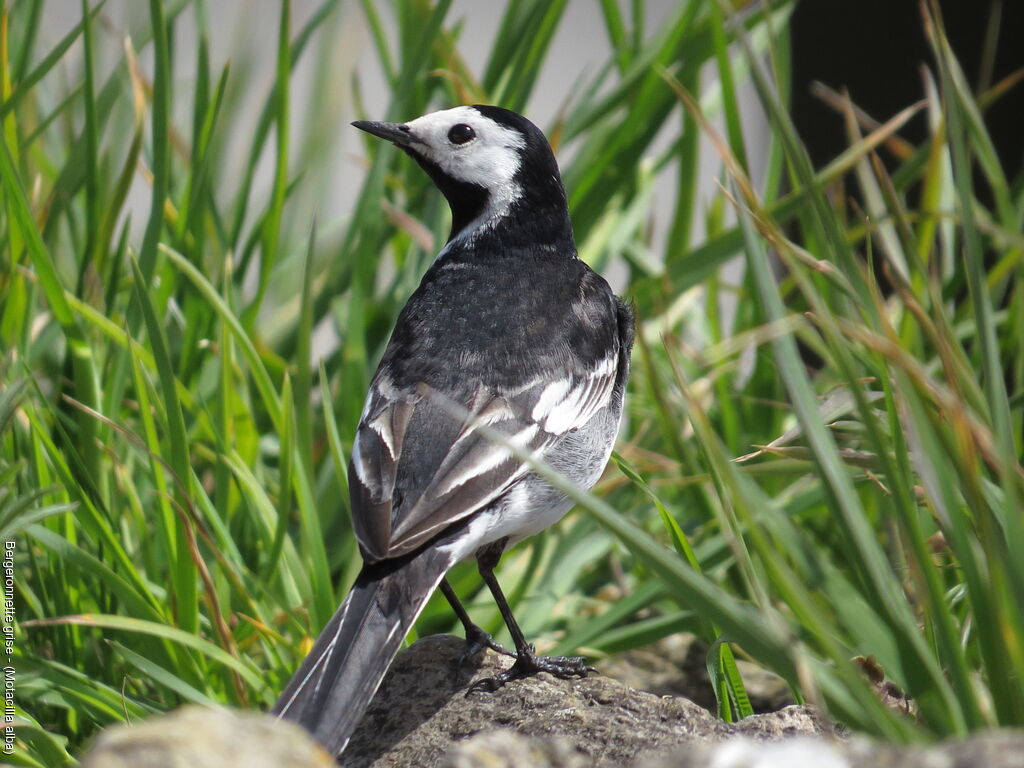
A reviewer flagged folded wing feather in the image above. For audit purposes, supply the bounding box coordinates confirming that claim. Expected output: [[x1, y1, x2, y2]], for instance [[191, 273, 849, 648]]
[[349, 353, 618, 562]]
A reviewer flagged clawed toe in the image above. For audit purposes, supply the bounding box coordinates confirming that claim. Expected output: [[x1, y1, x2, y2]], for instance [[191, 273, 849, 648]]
[[465, 645, 594, 695], [466, 674, 505, 695], [462, 625, 516, 660]]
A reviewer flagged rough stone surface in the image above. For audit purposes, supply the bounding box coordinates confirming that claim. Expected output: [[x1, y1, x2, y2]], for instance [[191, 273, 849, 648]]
[[440, 729, 591, 768], [726, 705, 838, 741], [343, 634, 825, 767], [78, 704, 333, 768], [74, 635, 1024, 768]]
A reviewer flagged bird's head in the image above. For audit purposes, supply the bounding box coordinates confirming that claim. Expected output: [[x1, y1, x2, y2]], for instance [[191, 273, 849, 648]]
[[353, 105, 570, 247]]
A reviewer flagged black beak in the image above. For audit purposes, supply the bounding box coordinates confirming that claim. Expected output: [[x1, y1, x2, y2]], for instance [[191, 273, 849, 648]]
[[351, 120, 424, 148]]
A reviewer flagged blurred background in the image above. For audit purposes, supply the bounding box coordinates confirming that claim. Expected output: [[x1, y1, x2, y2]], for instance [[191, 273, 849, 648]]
[[31, 0, 770, 280], [32, 1, 1021, 261]]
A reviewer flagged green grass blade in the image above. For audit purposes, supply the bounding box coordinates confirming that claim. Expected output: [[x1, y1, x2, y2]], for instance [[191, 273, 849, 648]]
[[138, 0, 171, 280], [129, 255, 198, 634]]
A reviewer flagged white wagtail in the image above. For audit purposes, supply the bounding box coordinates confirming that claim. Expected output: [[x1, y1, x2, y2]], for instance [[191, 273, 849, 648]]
[[272, 105, 634, 757]]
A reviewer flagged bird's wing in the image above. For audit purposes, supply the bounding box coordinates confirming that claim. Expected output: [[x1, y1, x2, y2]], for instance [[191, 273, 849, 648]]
[[349, 353, 619, 561]]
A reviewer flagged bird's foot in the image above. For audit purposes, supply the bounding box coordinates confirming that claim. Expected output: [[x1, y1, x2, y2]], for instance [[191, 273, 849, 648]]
[[466, 644, 595, 694], [462, 624, 516, 660]]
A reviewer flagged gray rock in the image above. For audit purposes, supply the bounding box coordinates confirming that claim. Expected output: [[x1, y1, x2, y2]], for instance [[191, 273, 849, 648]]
[[727, 705, 837, 741], [74, 635, 1024, 768], [79, 704, 333, 768], [441, 729, 591, 768], [343, 634, 826, 767]]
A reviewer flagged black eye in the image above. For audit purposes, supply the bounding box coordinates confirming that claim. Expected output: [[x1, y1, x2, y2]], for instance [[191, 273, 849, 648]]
[[447, 123, 475, 145]]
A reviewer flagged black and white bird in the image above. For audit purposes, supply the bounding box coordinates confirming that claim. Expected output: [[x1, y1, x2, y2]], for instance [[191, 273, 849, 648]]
[[272, 105, 634, 757]]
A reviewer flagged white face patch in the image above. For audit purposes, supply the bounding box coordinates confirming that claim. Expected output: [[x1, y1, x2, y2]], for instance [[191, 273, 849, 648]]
[[403, 106, 527, 248], [404, 106, 526, 189]]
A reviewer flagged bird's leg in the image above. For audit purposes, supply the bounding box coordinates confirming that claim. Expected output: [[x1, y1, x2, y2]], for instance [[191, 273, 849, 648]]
[[439, 578, 515, 660], [468, 539, 594, 693]]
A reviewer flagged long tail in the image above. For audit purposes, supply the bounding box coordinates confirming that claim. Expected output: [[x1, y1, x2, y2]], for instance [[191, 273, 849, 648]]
[[272, 546, 453, 757]]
